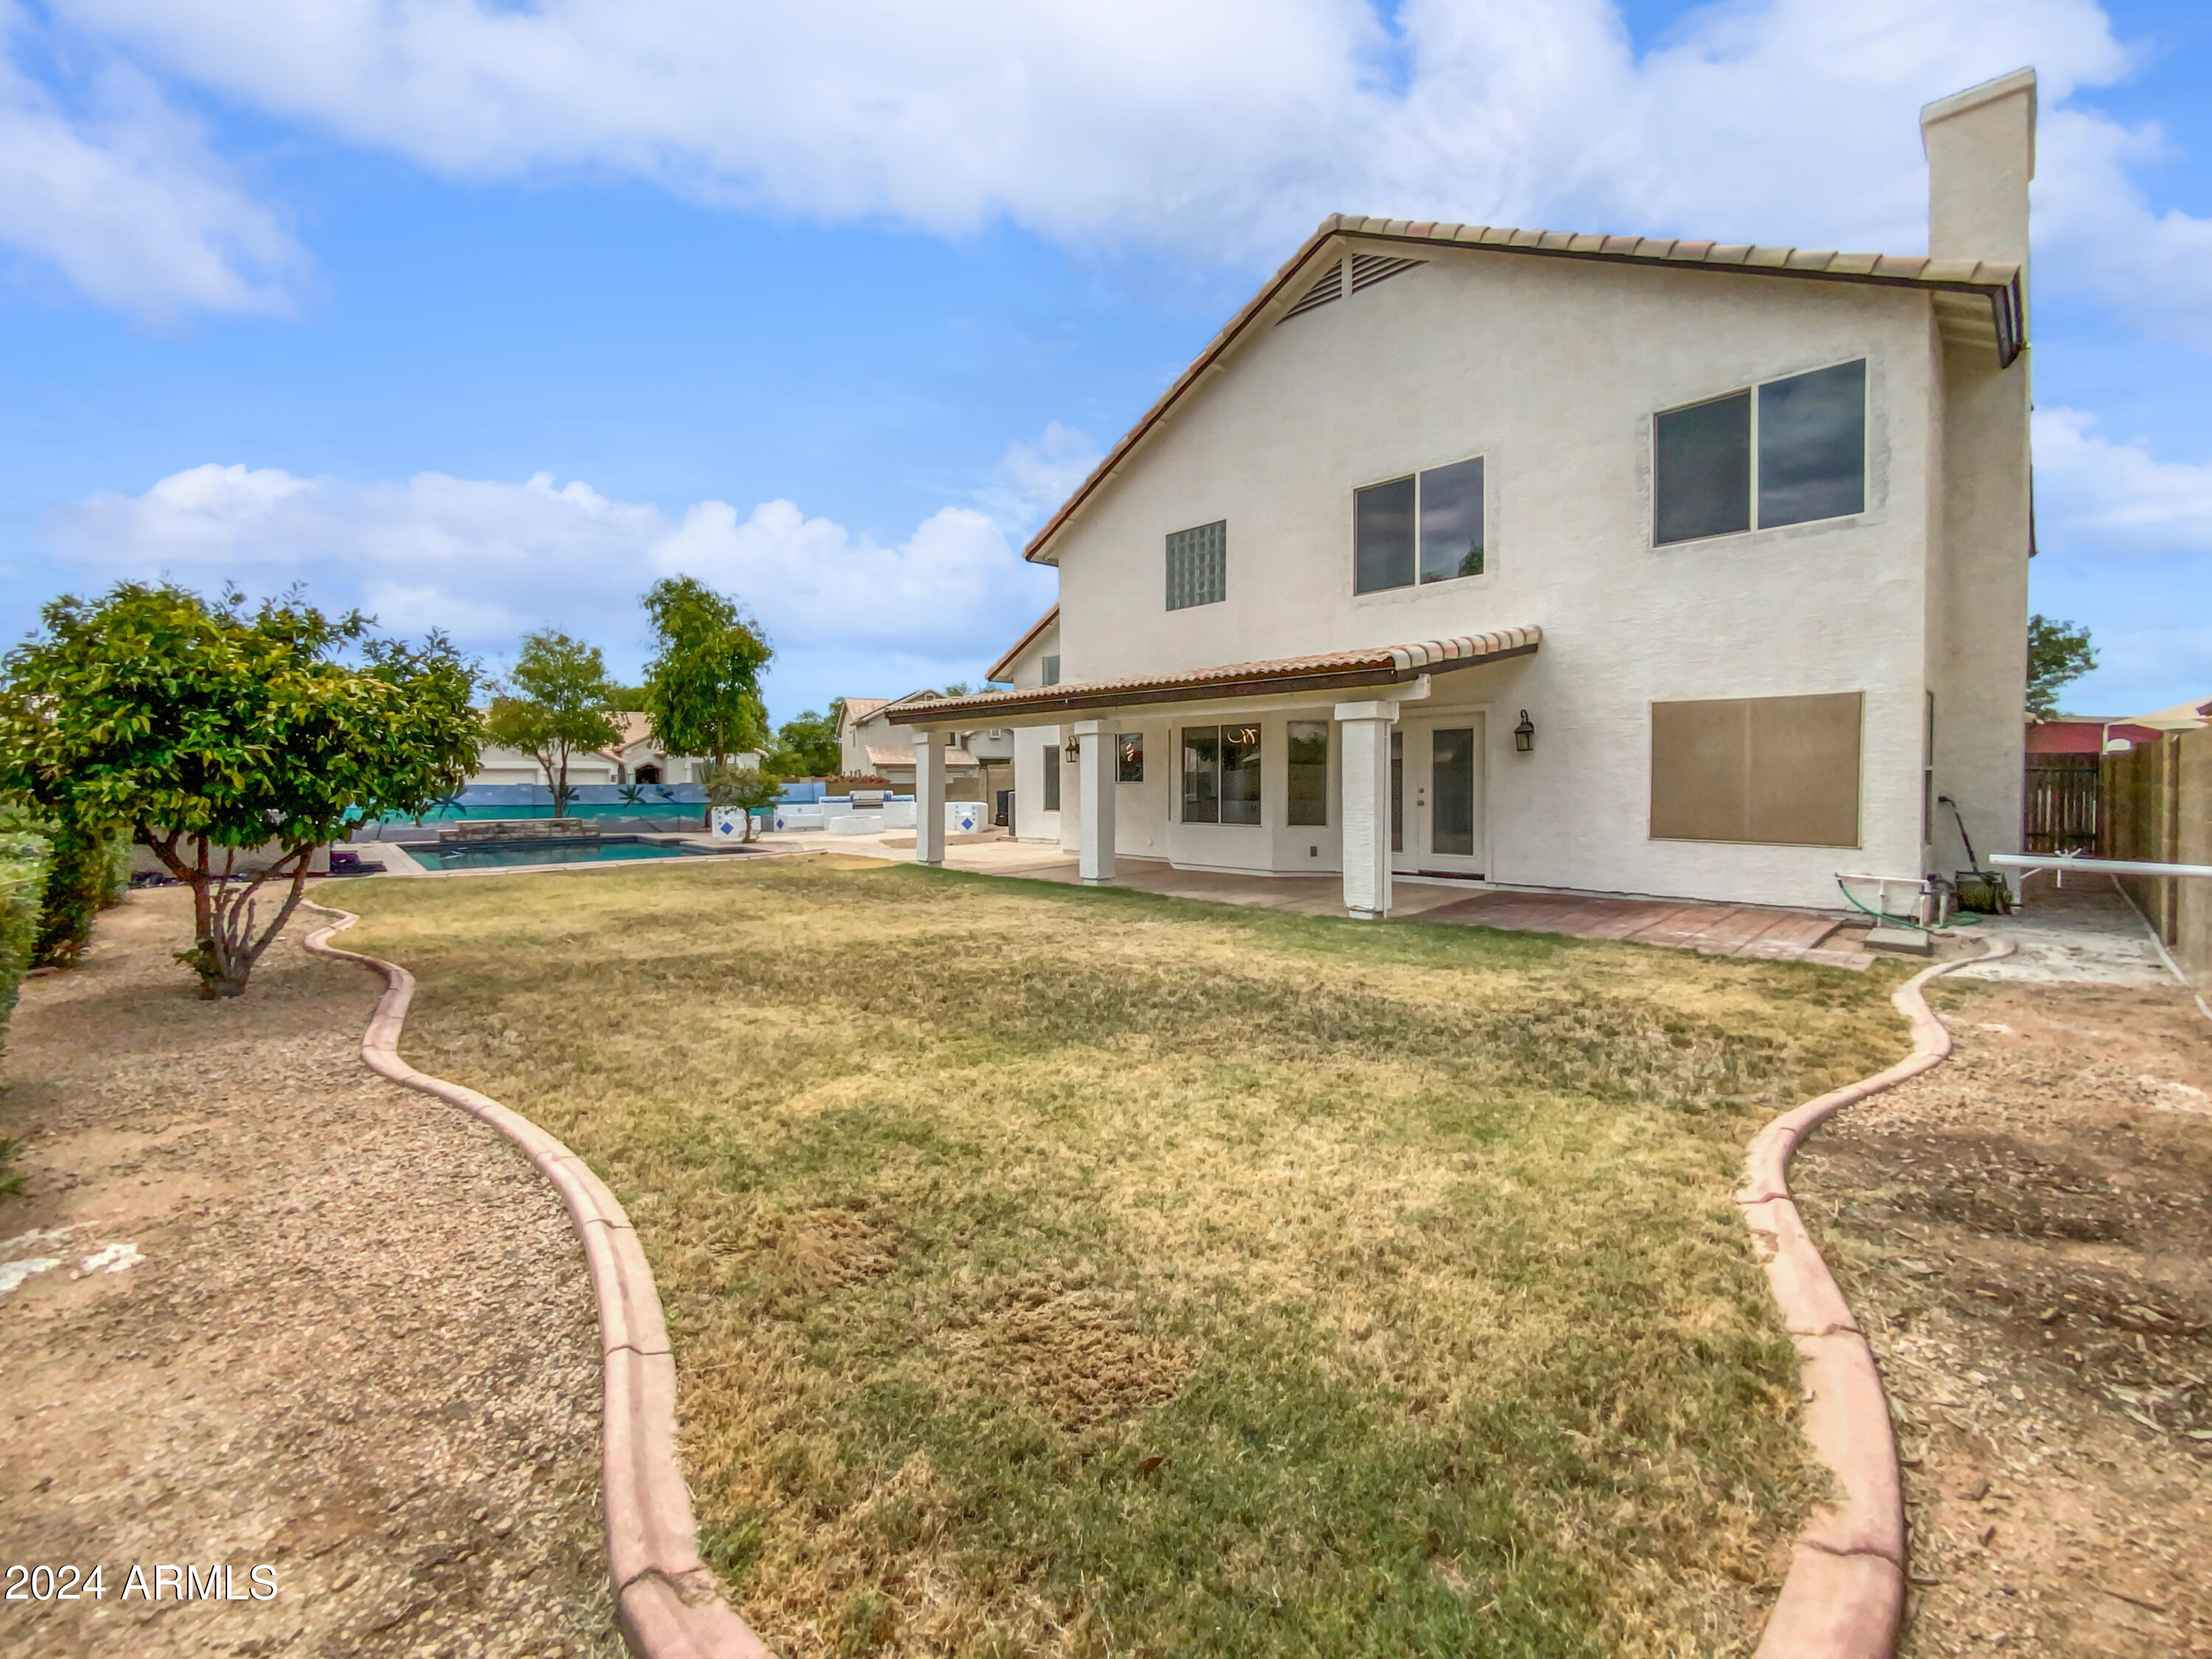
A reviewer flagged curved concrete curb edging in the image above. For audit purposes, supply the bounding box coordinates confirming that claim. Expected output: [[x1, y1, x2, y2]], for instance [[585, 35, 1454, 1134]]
[[1742, 937, 2013, 1659], [300, 904, 768, 1659]]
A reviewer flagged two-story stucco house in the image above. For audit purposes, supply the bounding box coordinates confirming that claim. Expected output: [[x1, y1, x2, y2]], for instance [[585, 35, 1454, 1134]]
[[891, 71, 2037, 920], [838, 695, 998, 800]]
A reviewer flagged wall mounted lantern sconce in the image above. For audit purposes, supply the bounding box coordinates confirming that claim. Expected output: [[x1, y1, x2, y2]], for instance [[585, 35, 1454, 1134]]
[[1514, 710, 1536, 753]]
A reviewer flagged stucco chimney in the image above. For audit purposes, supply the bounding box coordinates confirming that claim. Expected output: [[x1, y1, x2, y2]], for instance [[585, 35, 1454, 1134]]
[[1921, 66, 2036, 280]]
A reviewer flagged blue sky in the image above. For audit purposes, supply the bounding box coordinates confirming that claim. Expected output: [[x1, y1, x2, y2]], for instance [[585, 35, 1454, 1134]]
[[2, 0, 2208, 724]]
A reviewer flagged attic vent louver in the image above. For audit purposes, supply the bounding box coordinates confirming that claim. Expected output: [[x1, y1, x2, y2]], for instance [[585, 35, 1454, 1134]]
[[1279, 259, 1346, 321], [1350, 253, 1425, 293]]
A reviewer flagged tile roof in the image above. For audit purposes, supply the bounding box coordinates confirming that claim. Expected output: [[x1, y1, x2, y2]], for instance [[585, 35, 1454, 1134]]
[[987, 605, 1059, 684], [865, 742, 981, 768], [1023, 214, 2025, 566], [888, 625, 1539, 724]]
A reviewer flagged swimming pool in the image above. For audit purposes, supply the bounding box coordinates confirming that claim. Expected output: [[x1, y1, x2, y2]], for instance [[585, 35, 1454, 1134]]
[[429, 838, 735, 871]]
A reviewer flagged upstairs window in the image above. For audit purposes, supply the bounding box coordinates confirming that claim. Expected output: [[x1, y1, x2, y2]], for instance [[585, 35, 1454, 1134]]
[[1354, 457, 1486, 594], [1654, 359, 1866, 546], [1166, 521, 1227, 611], [1040, 655, 1060, 686]]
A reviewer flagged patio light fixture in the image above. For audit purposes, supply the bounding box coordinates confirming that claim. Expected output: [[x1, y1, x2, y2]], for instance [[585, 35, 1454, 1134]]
[[1514, 710, 1535, 753]]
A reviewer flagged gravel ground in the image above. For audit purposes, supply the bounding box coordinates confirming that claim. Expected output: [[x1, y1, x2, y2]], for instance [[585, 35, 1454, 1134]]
[[1792, 892, 2212, 1658], [0, 886, 619, 1658]]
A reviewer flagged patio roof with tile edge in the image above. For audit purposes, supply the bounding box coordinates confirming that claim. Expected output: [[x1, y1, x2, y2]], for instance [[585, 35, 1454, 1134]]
[[889, 625, 1540, 727], [1023, 214, 2025, 568]]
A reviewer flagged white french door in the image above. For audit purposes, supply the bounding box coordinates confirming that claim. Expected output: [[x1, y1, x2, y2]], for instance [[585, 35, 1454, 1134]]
[[1391, 714, 1487, 877]]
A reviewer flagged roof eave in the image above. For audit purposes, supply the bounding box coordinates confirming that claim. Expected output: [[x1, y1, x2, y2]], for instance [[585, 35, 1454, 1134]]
[[986, 603, 1062, 683]]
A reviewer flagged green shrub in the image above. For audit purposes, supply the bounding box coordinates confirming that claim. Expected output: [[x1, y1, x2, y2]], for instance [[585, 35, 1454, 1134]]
[[29, 825, 116, 967], [0, 828, 52, 1065], [100, 832, 131, 907], [0, 807, 122, 966]]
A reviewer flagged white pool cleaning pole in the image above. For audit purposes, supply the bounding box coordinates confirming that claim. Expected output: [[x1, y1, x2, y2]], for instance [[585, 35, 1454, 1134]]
[[1992, 852, 2212, 884]]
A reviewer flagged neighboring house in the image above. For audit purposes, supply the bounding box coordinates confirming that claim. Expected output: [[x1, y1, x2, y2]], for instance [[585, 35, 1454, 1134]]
[[2118, 696, 2212, 738], [838, 695, 993, 801], [887, 72, 2037, 919], [467, 713, 759, 791], [2026, 717, 2168, 759]]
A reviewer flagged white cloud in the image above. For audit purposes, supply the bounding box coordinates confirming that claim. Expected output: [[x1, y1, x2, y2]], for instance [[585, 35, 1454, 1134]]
[[18, 1, 2212, 339], [0, 4, 300, 319], [2034, 108, 2212, 351], [53, 452, 1058, 666], [2032, 407, 2212, 559], [971, 422, 1103, 532]]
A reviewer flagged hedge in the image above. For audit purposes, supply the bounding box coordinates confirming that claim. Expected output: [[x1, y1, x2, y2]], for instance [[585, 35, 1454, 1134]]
[[27, 825, 127, 967], [0, 829, 51, 1062]]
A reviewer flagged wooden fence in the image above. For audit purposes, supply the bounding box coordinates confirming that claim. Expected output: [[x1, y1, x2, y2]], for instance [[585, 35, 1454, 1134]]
[[2102, 726, 2212, 987], [2023, 753, 2101, 855]]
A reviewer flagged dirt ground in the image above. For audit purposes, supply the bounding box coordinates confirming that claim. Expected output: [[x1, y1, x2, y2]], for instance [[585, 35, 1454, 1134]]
[[1792, 914, 2212, 1656], [0, 887, 619, 1658]]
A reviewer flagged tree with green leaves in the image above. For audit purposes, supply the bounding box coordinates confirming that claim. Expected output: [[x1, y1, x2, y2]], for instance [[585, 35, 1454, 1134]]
[[639, 577, 772, 825], [0, 582, 481, 998], [703, 762, 786, 842], [767, 700, 844, 778], [2027, 614, 2098, 722], [484, 629, 624, 818]]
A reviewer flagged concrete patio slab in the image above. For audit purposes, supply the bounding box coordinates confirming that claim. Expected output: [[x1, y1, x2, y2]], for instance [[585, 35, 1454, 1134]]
[[757, 827, 1874, 965], [1952, 873, 2177, 988]]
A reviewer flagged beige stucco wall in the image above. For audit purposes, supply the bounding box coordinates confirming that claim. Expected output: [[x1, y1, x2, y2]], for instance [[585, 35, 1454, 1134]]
[[1004, 619, 1063, 843], [469, 743, 620, 788], [1924, 72, 2034, 884], [1043, 240, 1975, 908]]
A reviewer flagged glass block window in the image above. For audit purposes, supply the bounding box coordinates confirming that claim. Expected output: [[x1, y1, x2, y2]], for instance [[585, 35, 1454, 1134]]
[[1043, 745, 1060, 811], [1116, 732, 1144, 783], [1166, 521, 1227, 611], [1654, 360, 1865, 546], [1287, 721, 1328, 827]]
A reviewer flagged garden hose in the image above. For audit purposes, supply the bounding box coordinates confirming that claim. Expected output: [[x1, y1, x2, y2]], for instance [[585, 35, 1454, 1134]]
[[1834, 876, 1984, 935]]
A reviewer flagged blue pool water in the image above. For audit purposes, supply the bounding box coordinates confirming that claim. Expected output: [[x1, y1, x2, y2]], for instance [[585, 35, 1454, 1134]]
[[431, 838, 728, 870]]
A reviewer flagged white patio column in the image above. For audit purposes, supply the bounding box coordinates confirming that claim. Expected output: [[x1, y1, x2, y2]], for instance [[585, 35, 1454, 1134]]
[[1335, 699, 1397, 919], [1071, 717, 1117, 885], [912, 728, 946, 866]]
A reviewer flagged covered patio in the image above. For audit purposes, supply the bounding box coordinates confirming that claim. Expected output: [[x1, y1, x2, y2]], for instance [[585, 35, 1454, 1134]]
[[888, 626, 1543, 919]]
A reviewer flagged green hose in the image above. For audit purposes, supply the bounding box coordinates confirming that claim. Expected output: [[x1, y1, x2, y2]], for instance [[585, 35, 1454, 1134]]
[[1834, 876, 1984, 934]]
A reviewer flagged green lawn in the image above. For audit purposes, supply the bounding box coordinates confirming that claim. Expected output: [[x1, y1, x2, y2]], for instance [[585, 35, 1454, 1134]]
[[342, 856, 1907, 1658]]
